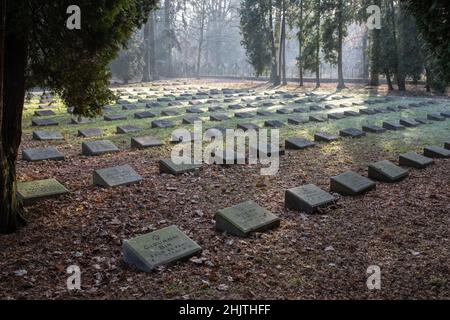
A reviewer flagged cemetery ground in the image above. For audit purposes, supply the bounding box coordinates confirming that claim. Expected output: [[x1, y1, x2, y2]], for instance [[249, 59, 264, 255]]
[[1, 79, 449, 299]]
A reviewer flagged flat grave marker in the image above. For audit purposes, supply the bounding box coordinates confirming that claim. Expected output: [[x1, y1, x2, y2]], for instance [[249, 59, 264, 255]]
[[34, 110, 56, 117], [314, 132, 338, 143], [362, 125, 386, 134], [161, 110, 179, 116], [123, 225, 201, 272], [285, 137, 315, 150], [210, 114, 229, 121], [22, 147, 65, 162], [368, 160, 409, 182], [131, 136, 164, 149], [265, 120, 284, 128], [215, 201, 280, 237], [182, 116, 202, 124], [104, 114, 127, 121], [339, 128, 366, 138], [237, 123, 260, 131], [328, 113, 346, 120], [134, 111, 156, 119], [82, 140, 119, 156], [159, 159, 202, 175], [330, 171, 376, 196], [285, 184, 335, 214], [383, 121, 406, 131], [399, 152, 434, 169], [287, 117, 309, 125], [78, 128, 103, 138], [32, 131, 64, 141], [17, 178, 69, 206], [399, 118, 420, 127], [309, 115, 327, 122], [427, 113, 445, 121], [152, 119, 175, 128], [32, 118, 58, 126], [117, 125, 142, 134], [93, 164, 142, 187], [423, 146, 450, 158], [235, 112, 255, 119]]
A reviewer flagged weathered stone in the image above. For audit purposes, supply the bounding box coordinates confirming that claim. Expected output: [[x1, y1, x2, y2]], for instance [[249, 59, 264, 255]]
[[93, 164, 142, 187], [285, 137, 315, 150], [276, 108, 291, 114], [131, 136, 164, 149], [22, 147, 65, 162], [309, 105, 323, 111], [122, 104, 139, 110], [309, 115, 327, 122], [287, 117, 308, 125], [383, 121, 406, 131], [250, 143, 285, 157], [399, 118, 420, 127], [215, 201, 280, 237], [151, 119, 175, 128], [441, 111, 450, 118], [186, 107, 204, 114], [368, 160, 409, 182], [210, 114, 229, 121], [423, 146, 450, 158], [32, 118, 58, 126], [82, 140, 119, 156], [293, 107, 307, 113], [257, 110, 274, 116], [330, 171, 376, 196], [117, 125, 142, 134], [362, 125, 386, 134], [445, 142, 450, 150], [134, 111, 156, 119], [415, 118, 433, 125], [34, 110, 56, 117], [359, 109, 376, 115], [123, 225, 201, 272], [265, 120, 284, 128], [161, 110, 179, 116], [343, 111, 360, 117], [237, 123, 260, 131], [182, 116, 202, 124], [285, 184, 335, 214], [159, 159, 202, 175], [208, 106, 224, 112], [104, 114, 127, 121], [234, 112, 255, 119], [427, 113, 445, 121], [32, 131, 64, 141], [339, 128, 366, 138], [17, 178, 69, 206], [78, 128, 103, 137], [399, 152, 434, 169], [328, 113, 346, 120], [314, 132, 338, 142]]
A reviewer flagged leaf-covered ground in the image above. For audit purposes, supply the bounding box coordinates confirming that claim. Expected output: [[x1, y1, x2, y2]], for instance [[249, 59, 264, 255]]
[[0, 80, 449, 299]]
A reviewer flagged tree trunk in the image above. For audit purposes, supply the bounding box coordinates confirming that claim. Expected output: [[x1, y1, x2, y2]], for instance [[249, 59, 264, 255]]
[[164, 0, 173, 77], [336, 0, 345, 89], [0, 2, 27, 234], [386, 70, 394, 91], [142, 19, 151, 82], [389, 0, 406, 91], [362, 26, 369, 80], [425, 66, 431, 92], [298, 0, 304, 86], [369, 30, 380, 86], [315, 0, 321, 88], [281, 0, 287, 85], [196, 0, 206, 79], [149, 12, 158, 80], [268, 2, 279, 85]]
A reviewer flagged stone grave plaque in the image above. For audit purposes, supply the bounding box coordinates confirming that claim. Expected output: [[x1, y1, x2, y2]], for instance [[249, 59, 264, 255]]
[[441, 111, 450, 118], [82, 140, 119, 156], [328, 113, 346, 120], [17, 178, 69, 206], [423, 146, 450, 158], [309, 105, 323, 111], [22, 147, 65, 162], [70, 117, 93, 125], [339, 128, 366, 138], [161, 110, 179, 116], [265, 120, 284, 128], [309, 115, 326, 122], [146, 102, 162, 108], [343, 111, 359, 117], [399, 118, 420, 127], [368, 160, 409, 182], [359, 108, 376, 115], [34, 110, 56, 117], [123, 225, 202, 272], [131, 136, 163, 149], [257, 110, 273, 116], [383, 121, 406, 131], [276, 108, 291, 114], [208, 106, 224, 112], [362, 125, 386, 134], [93, 164, 142, 187], [330, 171, 376, 196], [78, 128, 103, 137], [32, 131, 64, 141], [182, 116, 202, 124], [159, 159, 202, 175], [237, 123, 260, 131], [117, 125, 142, 134], [399, 152, 434, 169], [186, 107, 204, 114], [215, 201, 280, 237], [228, 104, 244, 110], [210, 114, 229, 121], [235, 112, 254, 119], [293, 107, 307, 113], [387, 106, 398, 112], [104, 114, 127, 121], [157, 97, 172, 102], [168, 101, 182, 106], [285, 137, 315, 150], [314, 132, 338, 142], [415, 118, 433, 125], [263, 102, 275, 107], [32, 118, 58, 126], [427, 113, 445, 121], [374, 108, 390, 113], [398, 105, 410, 110], [288, 117, 308, 125], [285, 184, 335, 213], [188, 100, 202, 106], [250, 143, 285, 157], [134, 111, 156, 119], [445, 142, 450, 150], [151, 119, 175, 128]]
